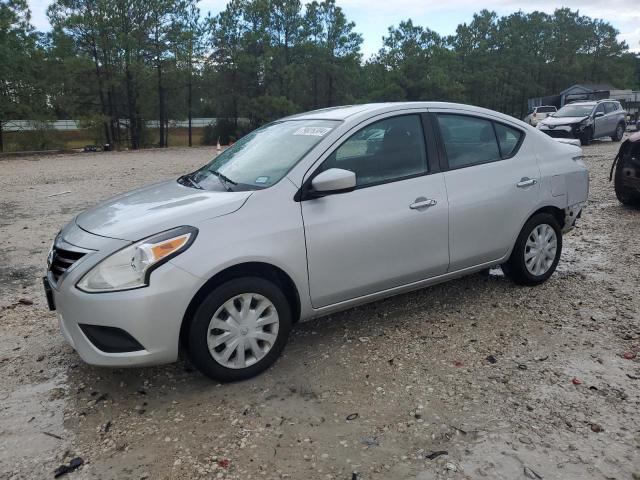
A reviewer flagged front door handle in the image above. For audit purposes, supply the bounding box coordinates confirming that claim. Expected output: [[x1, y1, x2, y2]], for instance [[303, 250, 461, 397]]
[[410, 198, 437, 209], [517, 177, 537, 188]]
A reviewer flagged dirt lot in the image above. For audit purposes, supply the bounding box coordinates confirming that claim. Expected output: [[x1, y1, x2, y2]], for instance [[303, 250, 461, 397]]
[[1, 141, 638, 480]]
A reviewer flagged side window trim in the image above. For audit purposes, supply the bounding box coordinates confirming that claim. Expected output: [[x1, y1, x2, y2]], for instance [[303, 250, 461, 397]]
[[420, 112, 443, 174], [427, 112, 449, 172], [297, 112, 433, 200], [430, 111, 526, 171]]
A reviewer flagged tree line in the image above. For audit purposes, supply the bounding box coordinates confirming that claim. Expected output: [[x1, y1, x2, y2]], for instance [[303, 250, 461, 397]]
[[1, 0, 638, 151]]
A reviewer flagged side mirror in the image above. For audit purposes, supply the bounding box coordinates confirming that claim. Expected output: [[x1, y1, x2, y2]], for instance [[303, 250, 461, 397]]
[[594, 111, 604, 118], [310, 168, 356, 196]]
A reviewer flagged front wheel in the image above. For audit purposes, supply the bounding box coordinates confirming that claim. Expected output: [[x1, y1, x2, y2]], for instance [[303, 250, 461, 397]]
[[187, 277, 292, 382], [580, 127, 592, 146], [503, 213, 562, 286]]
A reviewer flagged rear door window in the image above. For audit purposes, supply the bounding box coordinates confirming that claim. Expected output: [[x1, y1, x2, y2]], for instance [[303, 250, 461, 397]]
[[604, 103, 616, 114], [436, 114, 501, 169]]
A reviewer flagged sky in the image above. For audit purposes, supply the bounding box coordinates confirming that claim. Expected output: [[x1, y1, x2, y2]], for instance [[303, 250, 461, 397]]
[[27, 0, 640, 57]]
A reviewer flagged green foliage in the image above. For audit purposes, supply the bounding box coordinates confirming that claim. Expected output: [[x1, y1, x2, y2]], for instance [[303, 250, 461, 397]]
[[13, 122, 64, 151], [246, 95, 298, 126], [2, 0, 639, 153], [202, 119, 236, 145], [78, 115, 110, 145]]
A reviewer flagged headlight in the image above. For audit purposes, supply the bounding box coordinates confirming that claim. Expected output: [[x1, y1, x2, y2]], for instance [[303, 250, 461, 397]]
[[77, 226, 197, 292]]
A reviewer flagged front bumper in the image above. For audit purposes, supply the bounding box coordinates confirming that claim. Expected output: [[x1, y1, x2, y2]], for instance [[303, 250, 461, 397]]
[[48, 223, 201, 367], [539, 124, 588, 140]]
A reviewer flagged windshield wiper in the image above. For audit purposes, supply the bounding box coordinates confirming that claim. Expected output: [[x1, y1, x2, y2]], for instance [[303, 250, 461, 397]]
[[178, 174, 202, 189], [210, 170, 237, 191]]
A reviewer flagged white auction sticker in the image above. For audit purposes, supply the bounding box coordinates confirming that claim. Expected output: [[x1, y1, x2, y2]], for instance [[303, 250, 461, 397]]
[[293, 126, 332, 137]]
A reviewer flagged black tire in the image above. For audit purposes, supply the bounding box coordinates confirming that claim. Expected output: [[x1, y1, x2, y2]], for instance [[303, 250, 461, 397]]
[[614, 162, 640, 207], [503, 213, 562, 286], [611, 123, 625, 142], [580, 127, 592, 146], [187, 277, 292, 382]]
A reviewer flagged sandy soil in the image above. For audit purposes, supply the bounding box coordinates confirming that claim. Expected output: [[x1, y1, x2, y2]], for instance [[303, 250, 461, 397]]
[[0, 142, 638, 480]]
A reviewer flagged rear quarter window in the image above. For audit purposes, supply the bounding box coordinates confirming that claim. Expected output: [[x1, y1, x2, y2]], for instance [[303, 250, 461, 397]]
[[494, 123, 524, 158]]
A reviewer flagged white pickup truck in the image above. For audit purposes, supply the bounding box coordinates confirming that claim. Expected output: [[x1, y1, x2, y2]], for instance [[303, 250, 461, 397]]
[[524, 106, 557, 126]]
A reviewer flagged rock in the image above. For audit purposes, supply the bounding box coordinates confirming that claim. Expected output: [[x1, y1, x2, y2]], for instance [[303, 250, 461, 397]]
[[523, 466, 543, 479], [445, 462, 459, 472], [590, 423, 604, 433], [425, 450, 448, 460], [361, 436, 379, 447], [53, 457, 84, 477], [17, 298, 33, 305]]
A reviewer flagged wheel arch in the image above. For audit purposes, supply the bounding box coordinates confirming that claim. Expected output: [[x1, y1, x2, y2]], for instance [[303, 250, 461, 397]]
[[505, 204, 565, 260], [529, 205, 565, 230], [179, 262, 302, 350]]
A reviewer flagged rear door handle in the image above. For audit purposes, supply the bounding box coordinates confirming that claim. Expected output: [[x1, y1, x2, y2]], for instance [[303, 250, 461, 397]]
[[517, 177, 537, 188], [410, 198, 437, 209]]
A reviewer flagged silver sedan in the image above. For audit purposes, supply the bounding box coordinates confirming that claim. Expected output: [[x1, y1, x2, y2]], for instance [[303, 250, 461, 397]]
[[45, 102, 589, 381]]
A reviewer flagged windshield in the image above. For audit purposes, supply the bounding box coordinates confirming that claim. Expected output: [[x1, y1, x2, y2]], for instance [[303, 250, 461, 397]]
[[553, 104, 594, 118], [189, 120, 339, 191]]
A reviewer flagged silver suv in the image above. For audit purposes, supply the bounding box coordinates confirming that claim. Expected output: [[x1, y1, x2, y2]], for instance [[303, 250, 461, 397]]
[[537, 100, 626, 145], [44, 102, 589, 381]]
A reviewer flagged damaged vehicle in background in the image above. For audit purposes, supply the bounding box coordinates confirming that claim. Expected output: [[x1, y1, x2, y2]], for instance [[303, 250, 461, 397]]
[[43, 102, 589, 382], [611, 130, 640, 206], [537, 100, 626, 146]]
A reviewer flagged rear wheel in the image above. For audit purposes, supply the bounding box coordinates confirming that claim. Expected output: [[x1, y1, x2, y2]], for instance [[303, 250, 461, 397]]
[[188, 277, 292, 382], [611, 123, 625, 142], [503, 213, 562, 286]]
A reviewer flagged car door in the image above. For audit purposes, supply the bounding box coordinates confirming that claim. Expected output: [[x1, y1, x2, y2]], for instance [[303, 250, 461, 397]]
[[432, 111, 540, 271], [300, 113, 450, 308], [603, 102, 618, 135], [593, 103, 606, 138]]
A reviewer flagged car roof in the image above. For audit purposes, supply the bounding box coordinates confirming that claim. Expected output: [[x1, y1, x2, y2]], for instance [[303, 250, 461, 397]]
[[283, 102, 522, 124], [568, 100, 618, 106]]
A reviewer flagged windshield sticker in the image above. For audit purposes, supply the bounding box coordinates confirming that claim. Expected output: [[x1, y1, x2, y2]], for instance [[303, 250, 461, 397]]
[[293, 126, 332, 137], [255, 176, 270, 184]]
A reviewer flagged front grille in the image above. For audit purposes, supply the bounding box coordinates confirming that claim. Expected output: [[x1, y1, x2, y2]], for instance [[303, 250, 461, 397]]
[[49, 248, 86, 282]]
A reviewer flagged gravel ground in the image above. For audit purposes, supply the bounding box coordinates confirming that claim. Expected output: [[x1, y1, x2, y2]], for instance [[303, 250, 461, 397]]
[[0, 141, 638, 480]]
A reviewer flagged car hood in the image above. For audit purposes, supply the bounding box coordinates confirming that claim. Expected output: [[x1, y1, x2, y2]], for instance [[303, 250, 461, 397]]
[[540, 116, 588, 126], [76, 180, 253, 240]]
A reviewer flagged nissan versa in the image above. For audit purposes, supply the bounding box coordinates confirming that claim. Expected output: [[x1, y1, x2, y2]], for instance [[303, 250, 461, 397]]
[[44, 103, 589, 381]]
